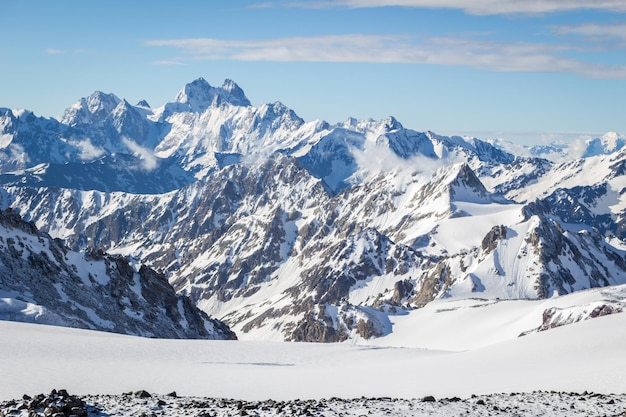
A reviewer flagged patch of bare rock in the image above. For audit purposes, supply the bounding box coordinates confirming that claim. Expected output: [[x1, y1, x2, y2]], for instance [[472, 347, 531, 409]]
[[1, 390, 625, 416]]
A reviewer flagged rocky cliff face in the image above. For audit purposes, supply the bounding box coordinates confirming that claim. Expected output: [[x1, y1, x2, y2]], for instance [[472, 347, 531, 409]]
[[0, 208, 236, 340]]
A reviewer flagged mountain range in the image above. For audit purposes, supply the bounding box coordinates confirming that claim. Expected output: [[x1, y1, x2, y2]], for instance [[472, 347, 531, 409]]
[[1, 77, 625, 341]]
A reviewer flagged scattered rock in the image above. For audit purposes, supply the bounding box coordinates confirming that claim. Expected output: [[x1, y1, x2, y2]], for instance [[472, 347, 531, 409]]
[[2, 390, 626, 417], [0, 390, 87, 417], [134, 390, 152, 399]]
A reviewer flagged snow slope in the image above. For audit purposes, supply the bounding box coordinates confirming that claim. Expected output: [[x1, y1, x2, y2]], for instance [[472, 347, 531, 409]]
[[1, 306, 625, 402], [362, 284, 626, 350]]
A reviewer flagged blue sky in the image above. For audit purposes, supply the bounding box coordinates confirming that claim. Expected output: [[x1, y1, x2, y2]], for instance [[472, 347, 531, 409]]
[[2, 0, 626, 144]]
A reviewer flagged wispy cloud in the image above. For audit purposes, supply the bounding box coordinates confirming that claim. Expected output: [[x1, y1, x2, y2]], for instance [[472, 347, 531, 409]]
[[146, 34, 411, 62], [70, 139, 106, 161], [145, 34, 626, 79], [3, 144, 30, 166], [122, 137, 159, 171], [150, 59, 186, 66], [553, 23, 626, 42], [45, 48, 97, 56], [286, 0, 626, 15]]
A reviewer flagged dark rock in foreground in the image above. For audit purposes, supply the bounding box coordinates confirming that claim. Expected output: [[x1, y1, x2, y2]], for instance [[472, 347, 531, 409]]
[[2, 390, 625, 417], [0, 389, 87, 417]]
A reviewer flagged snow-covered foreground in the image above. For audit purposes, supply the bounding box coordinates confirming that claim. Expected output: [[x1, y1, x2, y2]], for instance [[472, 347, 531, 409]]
[[2, 293, 626, 404]]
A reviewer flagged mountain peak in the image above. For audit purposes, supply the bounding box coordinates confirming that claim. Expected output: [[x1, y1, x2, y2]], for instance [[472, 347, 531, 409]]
[[61, 91, 121, 126], [174, 77, 212, 104], [86, 91, 121, 114], [383, 116, 402, 131], [448, 163, 490, 202], [221, 78, 250, 105], [173, 77, 251, 112]]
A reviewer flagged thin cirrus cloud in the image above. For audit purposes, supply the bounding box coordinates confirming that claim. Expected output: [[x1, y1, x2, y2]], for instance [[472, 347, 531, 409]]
[[45, 48, 98, 56], [146, 34, 409, 62], [144, 34, 626, 79], [150, 60, 186, 66], [290, 0, 626, 15], [553, 23, 626, 41]]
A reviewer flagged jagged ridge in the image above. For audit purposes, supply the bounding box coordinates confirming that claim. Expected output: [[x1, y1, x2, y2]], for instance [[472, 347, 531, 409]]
[[1, 78, 626, 342], [0, 208, 236, 340]]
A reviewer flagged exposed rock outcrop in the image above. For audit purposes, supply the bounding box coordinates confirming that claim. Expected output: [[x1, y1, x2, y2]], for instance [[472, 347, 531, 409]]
[[0, 208, 236, 340]]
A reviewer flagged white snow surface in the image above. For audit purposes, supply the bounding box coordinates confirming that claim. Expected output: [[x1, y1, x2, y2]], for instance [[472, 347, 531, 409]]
[[2, 286, 626, 402]]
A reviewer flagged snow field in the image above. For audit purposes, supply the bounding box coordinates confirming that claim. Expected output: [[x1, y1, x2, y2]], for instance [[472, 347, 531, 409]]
[[363, 284, 626, 350], [2, 292, 626, 402]]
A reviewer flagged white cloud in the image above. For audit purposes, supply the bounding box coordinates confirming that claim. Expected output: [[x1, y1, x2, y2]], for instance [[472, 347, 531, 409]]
[[0, 143, 30, 168], [145, 34, 407, 62], [553, 23, 626, 41], [353, 141, 444, 173], [568, 136, 592, 159], [70, 139, 106, 161], [291, 0, 626, 15], [150, 60, 186, 66], [122, 137, 159, 172], [145, 34, 626, 79], [350, 140, 458, 190], [45, 48, 98, 56]]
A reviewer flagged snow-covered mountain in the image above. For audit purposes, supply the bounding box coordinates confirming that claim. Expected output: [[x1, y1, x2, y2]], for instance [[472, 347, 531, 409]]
[[1, 77, 625, 342], [0, 207, 235, 340]]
